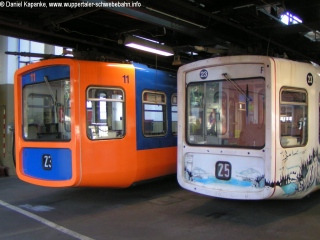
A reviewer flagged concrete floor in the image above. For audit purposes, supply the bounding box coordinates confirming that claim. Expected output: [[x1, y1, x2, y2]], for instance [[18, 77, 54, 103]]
[[1, 175, 320, 240]]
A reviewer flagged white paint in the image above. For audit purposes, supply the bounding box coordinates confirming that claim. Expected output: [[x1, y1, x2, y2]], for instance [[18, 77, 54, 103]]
[[19, 204, 55, 212], [0, 199, 94, 240]]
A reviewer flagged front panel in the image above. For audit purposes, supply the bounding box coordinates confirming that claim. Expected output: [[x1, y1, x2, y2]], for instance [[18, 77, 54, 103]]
[[14, 59, 79, 187], [178, 56, 275, 199]]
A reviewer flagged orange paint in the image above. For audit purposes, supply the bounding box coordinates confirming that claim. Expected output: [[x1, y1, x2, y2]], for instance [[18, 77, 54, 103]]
[[14, 59, 177, 187]]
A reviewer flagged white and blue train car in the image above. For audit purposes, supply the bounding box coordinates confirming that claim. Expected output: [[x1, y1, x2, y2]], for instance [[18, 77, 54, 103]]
[[177, 55, 320, 199]]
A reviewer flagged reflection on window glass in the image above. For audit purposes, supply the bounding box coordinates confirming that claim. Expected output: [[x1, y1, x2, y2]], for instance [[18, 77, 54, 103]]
[[213, 91, 227, 135], [280, 88, 307, 147], [23, 79, 71, 141], [86, 87, 124, 140], [99, 93, 107, 120], [187, 78, 265, 148], [171, 94, 177, 135], [143, 91, 166, 136]]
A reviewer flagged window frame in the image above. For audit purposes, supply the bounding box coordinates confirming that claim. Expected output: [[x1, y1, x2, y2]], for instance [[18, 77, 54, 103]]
[[142, 90, 167, 137], [86, 86, 125, 140], [280, 87, 308, 148], [171, 93, 178, 136]]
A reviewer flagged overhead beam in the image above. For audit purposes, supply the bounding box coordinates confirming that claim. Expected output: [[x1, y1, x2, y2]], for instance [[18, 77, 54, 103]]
[[43, 8, 101, 26], [0, 19, 177, 70], [80, 0, 229, 47], [266, 21, 320, 36], [169, 0, 319, 63], [81, 0, 319, 63], [0, 19, 117, 51]]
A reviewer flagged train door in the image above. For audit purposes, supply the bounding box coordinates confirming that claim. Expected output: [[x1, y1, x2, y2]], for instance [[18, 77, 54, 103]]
[[79, 62, 137, 187]]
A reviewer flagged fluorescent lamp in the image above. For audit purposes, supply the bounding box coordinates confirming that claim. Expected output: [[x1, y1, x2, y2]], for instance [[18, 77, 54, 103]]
[[124, 35, 174, 56], [304, 30, 320, 42]]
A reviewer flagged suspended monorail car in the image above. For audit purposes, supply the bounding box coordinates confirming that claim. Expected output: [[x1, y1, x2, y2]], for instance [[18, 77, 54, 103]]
[[177, 55, 320, 199], [14, 58, 177, 187]]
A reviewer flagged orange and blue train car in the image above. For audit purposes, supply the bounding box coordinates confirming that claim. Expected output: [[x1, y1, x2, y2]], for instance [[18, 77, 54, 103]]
[[14, 58, 177, 187]]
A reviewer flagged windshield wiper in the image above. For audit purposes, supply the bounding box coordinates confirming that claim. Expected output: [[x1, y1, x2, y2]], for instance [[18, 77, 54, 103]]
[[222, 73, 251, 102], [44, 75, 58, 123]]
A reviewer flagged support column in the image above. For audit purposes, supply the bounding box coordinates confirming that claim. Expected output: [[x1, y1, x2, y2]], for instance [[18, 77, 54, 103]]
[[0, 36, 18, 176]]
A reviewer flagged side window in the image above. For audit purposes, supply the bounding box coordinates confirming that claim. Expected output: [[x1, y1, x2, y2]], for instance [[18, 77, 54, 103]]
[[171, 94, 178, 135], [280, 88, 307, 147], [319, 93, 320, 143], [143, 91, 167, 136], [86, 87, 124, 140]]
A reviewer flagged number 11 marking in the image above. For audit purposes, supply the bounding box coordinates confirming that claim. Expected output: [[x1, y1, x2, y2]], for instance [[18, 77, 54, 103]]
[[123, 75, 129, 83]]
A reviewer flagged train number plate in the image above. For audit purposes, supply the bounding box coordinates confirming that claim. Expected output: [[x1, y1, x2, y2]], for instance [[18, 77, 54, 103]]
[[42, 154, 52, 170], [215, 161, 231, 180]]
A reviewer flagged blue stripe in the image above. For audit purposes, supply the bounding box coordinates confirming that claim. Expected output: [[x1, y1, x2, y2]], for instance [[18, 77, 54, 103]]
[[133, 63, 177, 150], [22, 65, 70, 87], [23, 148, 72, 180]]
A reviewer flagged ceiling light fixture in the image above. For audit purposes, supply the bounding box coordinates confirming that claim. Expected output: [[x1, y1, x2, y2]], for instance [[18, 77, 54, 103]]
[[304, 30, 320, 42], [172, 55, 182, 65], [124, 35, 174, 56]]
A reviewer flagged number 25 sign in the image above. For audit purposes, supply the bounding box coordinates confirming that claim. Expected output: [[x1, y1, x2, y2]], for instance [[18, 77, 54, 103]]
[[215, 161, 231, 180]]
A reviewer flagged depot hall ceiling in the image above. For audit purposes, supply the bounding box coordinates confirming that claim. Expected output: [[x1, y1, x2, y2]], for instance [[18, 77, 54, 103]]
[[0, 0, 319, 70]]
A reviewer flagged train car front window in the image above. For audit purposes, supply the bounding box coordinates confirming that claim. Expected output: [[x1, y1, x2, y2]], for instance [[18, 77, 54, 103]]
[[86, 87, 125, 140], [23, 79, 71, 141], [186, 78, 265, 148]]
